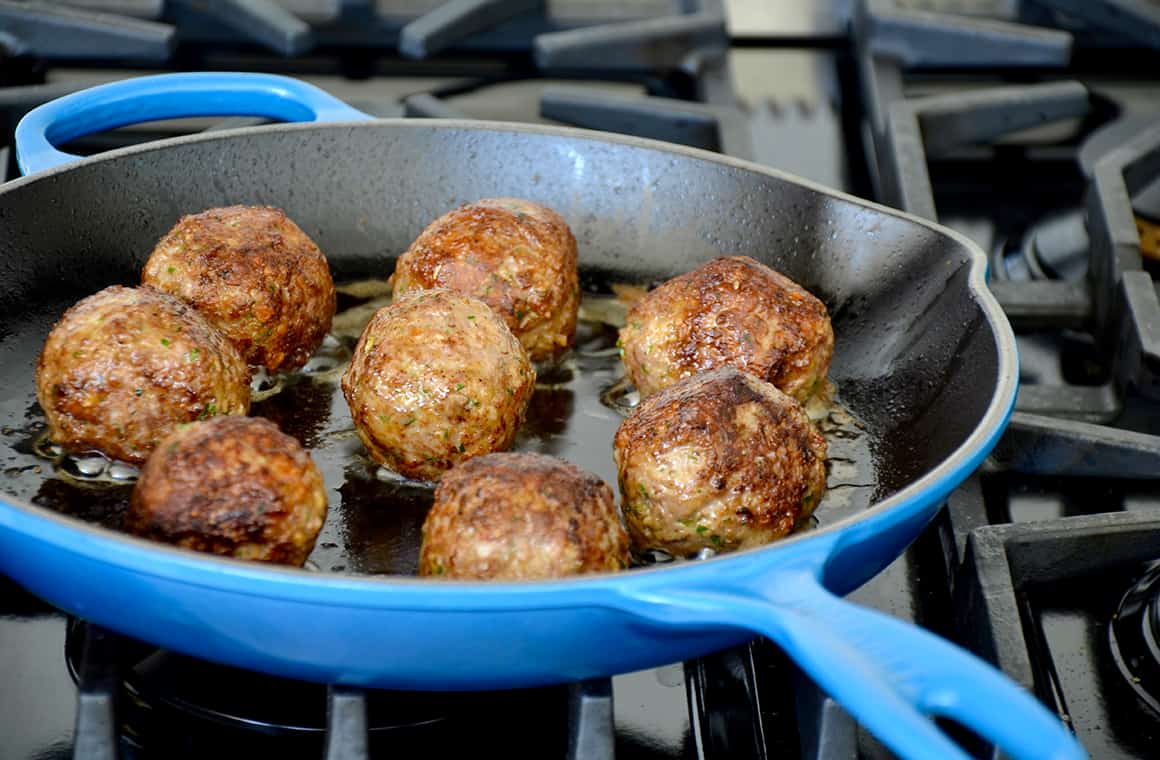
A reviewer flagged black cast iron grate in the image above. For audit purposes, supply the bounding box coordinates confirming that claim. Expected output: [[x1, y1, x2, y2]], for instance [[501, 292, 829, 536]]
[[854, 0, 1160, 478], [0, 0, 759, 175], [64, 617, 798, 760], [66, 620, 591, 760]]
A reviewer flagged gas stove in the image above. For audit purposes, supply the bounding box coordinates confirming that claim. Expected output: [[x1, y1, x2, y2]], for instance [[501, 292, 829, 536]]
[[2, 1, 1160, 758]]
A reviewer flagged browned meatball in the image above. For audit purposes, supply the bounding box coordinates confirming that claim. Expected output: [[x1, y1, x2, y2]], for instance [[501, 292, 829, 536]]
[[127, 416, 327, 565], [341, 289, 536, 482], [613, 368, 827, 557], [419, 452, 629, 579], [142, 205, 336, 373], [36, 286, 251, 464], [390, 198, 579, 361], [619, 256, 833, 402]]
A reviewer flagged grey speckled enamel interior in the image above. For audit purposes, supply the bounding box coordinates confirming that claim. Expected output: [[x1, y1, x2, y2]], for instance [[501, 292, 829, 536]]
[[0, 120, 1006, 576]]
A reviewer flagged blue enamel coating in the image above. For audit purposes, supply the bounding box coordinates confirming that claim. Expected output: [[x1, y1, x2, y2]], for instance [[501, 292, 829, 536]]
[[14, 72, 374, 175], [0, 73, 1084, 760]]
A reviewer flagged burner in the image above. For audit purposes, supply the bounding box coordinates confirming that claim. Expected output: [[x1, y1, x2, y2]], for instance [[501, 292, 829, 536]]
[[1109, 563, 1160, 716], [1022, 209, 1090, 281], [64, 619, 450, 741], [62, 619, 575, 758]]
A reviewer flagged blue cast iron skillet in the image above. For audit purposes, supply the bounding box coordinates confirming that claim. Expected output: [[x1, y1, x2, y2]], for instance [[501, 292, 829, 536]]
[[0, 73, 1084, 760]]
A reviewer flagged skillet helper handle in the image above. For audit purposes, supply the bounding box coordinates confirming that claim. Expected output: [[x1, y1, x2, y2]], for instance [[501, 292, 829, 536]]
[[15, 71, 375, 176], [630, 569, 1086, 760]]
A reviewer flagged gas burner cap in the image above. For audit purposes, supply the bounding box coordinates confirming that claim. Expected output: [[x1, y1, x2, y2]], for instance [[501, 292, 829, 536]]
[[64, 619, 449, 738], [1109, 563, 1160, 716], [1022, 209, 1090, 282]]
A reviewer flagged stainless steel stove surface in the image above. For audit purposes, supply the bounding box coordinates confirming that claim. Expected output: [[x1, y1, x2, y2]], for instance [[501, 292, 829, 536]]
[[3, 1, 1160, 758]]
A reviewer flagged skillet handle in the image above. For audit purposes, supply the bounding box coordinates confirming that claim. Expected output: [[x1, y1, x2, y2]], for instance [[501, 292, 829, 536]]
[[627, 568, 1086, 760], [15, 72, 374, 176]]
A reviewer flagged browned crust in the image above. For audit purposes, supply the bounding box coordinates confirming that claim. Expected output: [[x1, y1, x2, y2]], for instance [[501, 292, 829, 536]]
[[142, 205, 336, 372], [613, 367, 827, 556], [390, 198, 580, 361], [340, 289, 536, 481], [35, 285, 251, 464], [127, 416, 327, 566], [418, 452, 629, 579], [619, 256, 833, 401]]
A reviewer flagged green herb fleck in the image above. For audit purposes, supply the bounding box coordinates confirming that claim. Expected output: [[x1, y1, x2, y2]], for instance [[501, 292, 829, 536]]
[[402, 416, 417, 426], [160, 338, 170, 347], [72, 351, 82, 358], [455, 383, 465, 391], [514, 308, 527, 322], [506, 388, 514, 396], [696, 525, 708, 536], [468, 398, 480, 407], [637, 484, 649, 500], [710, 534, 722, 546], [134, 388, 143, 397], [185, 348, 200, 363], [434, 563, 445, 575], [198, 400, 218, 420], [457, 443, 466, 453], [466, 315, 476, 322], [166, 266, 176, 274]]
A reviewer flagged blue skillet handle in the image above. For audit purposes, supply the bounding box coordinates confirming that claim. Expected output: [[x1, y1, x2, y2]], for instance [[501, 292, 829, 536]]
[[15, 72, 375, 176], [627, 568, 1086, 760]]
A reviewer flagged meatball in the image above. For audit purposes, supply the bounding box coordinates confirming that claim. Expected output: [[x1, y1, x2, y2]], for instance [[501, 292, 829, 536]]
[[127, 416, 327, 566], [36, 285, 251, 464], [419, 452, 629, 579], [142, 205, 336, 373], [390, 198, 579, 361], [613, 367, 827, 557], [620, 256, 833, 402], [341, 289, 536, 482]]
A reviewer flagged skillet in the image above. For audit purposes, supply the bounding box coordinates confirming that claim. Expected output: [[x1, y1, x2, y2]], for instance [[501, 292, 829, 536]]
[[0, 72, 1083, 760]]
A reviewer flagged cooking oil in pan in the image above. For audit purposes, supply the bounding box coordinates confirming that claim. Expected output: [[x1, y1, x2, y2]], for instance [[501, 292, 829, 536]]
[[4, 283, 878, 576]]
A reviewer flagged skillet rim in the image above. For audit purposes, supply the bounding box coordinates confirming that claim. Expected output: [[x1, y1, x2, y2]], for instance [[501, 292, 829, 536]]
[[0, 118, 1018, 602]]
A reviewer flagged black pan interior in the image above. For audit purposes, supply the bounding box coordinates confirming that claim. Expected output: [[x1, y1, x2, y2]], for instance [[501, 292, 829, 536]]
[[0, 122, 999, 575]]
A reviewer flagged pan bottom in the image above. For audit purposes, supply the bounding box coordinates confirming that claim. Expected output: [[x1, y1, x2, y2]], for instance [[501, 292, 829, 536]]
[[1, 284, 879, 577]]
